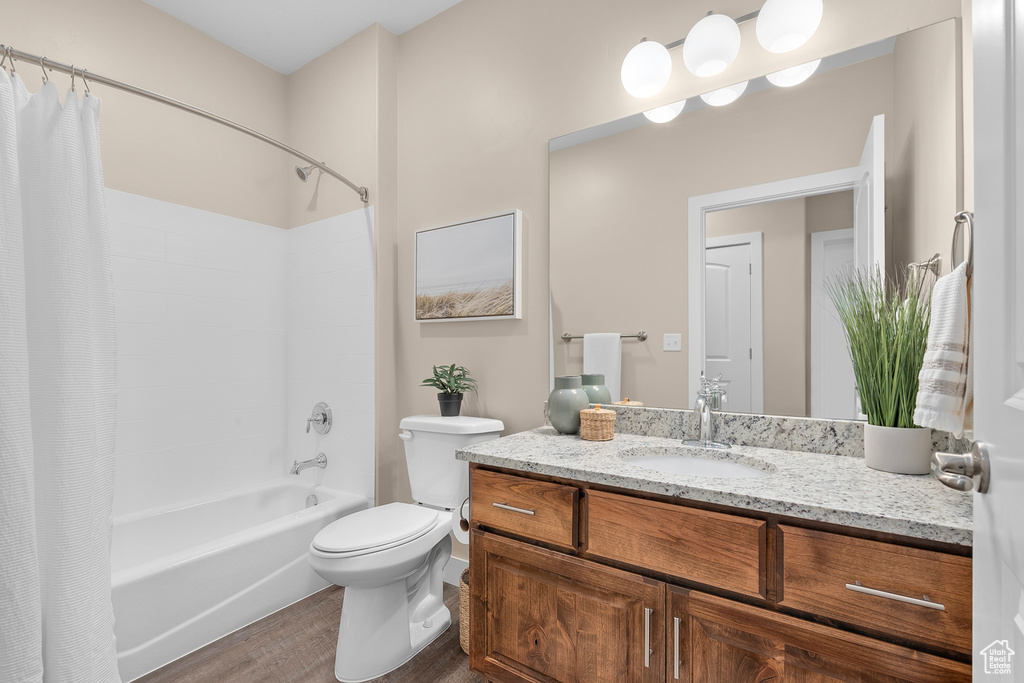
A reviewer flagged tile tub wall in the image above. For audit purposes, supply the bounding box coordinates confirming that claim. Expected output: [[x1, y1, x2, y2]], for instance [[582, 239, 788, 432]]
[[108, 190, 375, 514], [285, 208, 375, 501]]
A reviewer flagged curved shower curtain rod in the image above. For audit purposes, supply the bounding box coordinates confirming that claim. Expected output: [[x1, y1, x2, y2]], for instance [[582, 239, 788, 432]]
[[0, 44, 369, 204]]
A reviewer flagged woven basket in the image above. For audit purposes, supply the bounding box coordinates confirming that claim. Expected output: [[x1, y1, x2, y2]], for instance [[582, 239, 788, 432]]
[[580, 405, 616, 441], [614, 398, 644, 406], [459, 568, 470, 655]]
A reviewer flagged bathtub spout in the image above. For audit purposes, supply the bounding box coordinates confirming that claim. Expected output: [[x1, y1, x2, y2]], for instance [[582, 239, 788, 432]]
[[291, 453, 328, 475]]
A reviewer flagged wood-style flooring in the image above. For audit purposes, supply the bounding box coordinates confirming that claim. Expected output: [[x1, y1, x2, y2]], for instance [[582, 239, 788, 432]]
[[137, 584, 482, 683]]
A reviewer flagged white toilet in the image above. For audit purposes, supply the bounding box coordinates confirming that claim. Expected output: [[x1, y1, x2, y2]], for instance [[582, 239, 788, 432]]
[[309, 415, 503, 682]]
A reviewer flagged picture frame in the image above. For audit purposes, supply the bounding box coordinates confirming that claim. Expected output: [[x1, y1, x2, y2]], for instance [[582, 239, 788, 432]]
[[415, 210, 523, 322]]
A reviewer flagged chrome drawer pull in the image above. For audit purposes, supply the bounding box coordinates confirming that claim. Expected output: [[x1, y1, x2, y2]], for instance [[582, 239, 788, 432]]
[[492, 502, 535, 516], [673, 616, 681, 679], [845, 581, 945, 611], [644, 607, 652, 668]]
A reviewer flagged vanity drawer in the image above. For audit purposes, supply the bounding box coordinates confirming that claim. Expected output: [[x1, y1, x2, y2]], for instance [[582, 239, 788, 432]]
[[585, 489, 766, 599], [470, 469, 578, 550], [779, 525, 972, 655]]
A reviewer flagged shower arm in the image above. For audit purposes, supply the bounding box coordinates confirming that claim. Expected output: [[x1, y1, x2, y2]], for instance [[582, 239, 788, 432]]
[[0, 44, 369, 204]]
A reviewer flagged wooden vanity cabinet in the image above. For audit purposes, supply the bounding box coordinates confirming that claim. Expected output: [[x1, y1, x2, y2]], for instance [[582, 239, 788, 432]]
[[469, 467, 972, 683], [677, 589, 971, 682], [470, 529, 666, 683]]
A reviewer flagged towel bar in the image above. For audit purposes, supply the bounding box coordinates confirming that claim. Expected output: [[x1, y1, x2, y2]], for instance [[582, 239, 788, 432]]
[[561, 331, 647, 342]]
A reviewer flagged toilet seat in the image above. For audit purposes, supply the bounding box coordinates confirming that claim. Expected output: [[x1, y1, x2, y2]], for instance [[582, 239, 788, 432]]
[[312, 503, 439, 557]]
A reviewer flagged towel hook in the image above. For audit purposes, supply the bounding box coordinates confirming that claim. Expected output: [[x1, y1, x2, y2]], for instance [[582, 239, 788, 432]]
[[81, 68, 91, 95], [952, 211, 974, 278], [38, 55, 48, 84], [69, 65, 75, 92], [6, 47, 15, 74]]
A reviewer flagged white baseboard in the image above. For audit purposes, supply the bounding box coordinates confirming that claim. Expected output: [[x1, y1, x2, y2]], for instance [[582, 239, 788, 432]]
[[443, 555, 468, 586]]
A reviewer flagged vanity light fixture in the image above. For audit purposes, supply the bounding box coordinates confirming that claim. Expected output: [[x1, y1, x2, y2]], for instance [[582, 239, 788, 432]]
[[756, 0, 823, 53], [620, 38, 673, 98], [765, 58, 821, 87], [683, 12, 742, 77], [643, 99, 687, 123], [700, 81, 748, 106]]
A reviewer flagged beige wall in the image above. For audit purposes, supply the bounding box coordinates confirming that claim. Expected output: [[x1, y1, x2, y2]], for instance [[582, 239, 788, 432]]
[[5, 0, 291, 227], [890, 19, 962, 274]]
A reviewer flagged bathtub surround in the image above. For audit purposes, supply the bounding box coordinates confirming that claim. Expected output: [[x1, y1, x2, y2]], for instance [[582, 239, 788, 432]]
[[286, 208, 376, 501], [107, 190, 375, 679], [0, 79, 120, 681]]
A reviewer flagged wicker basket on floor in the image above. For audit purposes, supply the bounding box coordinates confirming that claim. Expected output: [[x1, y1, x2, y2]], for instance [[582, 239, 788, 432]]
[[459, 568, 470, 655]]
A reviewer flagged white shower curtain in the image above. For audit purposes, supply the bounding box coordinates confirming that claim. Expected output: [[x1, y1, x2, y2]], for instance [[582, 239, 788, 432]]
[[0, 73, 121, 682]]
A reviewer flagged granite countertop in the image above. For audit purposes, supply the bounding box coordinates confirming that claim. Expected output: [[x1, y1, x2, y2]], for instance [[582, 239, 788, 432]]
[[457, 427, 973, 547]]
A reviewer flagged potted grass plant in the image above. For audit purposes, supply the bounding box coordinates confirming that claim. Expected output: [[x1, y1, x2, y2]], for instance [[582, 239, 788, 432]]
[[421, 364, 477, 417], [828, 269, 932, 474]]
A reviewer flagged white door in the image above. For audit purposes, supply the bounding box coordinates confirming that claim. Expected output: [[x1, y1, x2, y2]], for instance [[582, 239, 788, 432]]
[[705, 238, 757, 413], [810, 229, 858, 419], [853, 114, 885, 274], [972, 0, 1024, 677]]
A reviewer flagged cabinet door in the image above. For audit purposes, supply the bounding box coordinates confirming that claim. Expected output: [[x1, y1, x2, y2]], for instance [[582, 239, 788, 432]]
[[687, 592, 971, 683], [470, 530, 665, 683]]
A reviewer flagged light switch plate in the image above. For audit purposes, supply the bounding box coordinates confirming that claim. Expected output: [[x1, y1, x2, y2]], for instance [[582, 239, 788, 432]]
[[663, 333, 682, 352]]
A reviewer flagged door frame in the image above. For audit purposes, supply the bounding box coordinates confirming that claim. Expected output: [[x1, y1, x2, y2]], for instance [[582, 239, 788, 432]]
[[688, 167, 860, 405], [705, 232, 765, 414]]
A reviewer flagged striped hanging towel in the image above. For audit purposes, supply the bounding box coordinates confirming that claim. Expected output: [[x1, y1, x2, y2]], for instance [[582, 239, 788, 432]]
[[914, 261, 972, 437]]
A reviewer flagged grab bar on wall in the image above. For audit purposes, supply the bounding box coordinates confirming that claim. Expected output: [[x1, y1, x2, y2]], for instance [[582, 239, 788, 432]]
[[561, 331, 647, 342]]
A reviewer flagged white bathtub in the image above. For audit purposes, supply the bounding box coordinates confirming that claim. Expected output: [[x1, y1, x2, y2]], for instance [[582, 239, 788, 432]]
[[111, 478, 370, 682]]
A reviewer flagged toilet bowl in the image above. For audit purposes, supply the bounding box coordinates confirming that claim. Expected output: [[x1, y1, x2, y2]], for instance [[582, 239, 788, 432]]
[[309, 415, 503, 682], [309, 503, 454, 682]]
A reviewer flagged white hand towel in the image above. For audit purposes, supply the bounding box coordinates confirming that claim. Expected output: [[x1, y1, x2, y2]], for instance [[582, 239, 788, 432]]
[[914, 261, 971, 436], [583, 333, 622, 402]]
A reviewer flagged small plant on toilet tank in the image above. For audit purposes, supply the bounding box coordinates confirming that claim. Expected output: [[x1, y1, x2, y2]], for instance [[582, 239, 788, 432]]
[[421, 364, 477, 416]]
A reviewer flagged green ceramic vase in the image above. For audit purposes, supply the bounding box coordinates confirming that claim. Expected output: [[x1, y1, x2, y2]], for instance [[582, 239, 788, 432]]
[[580, 374, 612, 404], [548, 376, 590, 434]]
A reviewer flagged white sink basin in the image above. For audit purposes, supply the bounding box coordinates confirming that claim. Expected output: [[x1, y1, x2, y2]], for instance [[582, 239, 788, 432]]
[[620, 447, 772, 479]]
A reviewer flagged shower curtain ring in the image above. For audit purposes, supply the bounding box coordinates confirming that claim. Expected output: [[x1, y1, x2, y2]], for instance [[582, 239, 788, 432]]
[[39, 56, 48, 84], [70, 66, 76, 92], [82, 69, 91, 95], [5, 47, 14, 74]]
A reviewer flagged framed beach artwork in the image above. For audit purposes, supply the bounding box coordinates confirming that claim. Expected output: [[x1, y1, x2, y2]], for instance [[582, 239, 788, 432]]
[[415, 210, 523, 322]]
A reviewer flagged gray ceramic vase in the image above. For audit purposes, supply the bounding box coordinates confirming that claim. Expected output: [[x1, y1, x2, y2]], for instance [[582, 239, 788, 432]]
[[548, 376, 591, 434], [580, 373, 612, 404]]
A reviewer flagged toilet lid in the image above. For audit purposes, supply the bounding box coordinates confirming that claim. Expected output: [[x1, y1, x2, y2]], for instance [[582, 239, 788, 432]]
[[312, 502, 439, 554]]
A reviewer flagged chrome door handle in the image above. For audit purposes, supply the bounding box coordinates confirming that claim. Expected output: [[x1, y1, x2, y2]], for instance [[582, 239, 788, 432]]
[[492, 502, 535, 515], [846, 581, 945, 610], [934, 442, 989, 493], [644, 607, 652, 668], [673, 616, 681, 679]]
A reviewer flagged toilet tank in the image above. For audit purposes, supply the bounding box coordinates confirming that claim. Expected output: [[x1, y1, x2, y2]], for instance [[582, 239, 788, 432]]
[[399, 415, 504, 509]]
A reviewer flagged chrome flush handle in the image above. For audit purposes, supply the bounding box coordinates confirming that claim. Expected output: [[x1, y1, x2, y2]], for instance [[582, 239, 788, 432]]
[[933, 442, 989, 493]]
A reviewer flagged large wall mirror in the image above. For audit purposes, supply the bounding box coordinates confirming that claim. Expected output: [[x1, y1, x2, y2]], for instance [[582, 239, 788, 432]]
[[550, 18, 965, 418]]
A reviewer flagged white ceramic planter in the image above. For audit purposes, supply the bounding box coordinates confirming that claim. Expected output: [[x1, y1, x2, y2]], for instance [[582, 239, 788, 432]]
[[863, 424, 933, 475]]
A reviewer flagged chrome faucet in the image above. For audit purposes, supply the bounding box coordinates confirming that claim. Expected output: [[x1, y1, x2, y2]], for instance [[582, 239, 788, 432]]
[[684, 372, 730, 449], [291, 452, 328, 475]]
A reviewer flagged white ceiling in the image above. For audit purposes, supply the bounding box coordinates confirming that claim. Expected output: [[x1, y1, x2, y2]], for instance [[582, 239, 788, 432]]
[[142, 0, 465, 75]]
